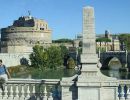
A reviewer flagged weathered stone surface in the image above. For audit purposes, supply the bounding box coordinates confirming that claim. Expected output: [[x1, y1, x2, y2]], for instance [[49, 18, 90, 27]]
[[1, 16, 52, 53], [82, 6, 96, 55], [0, 53, 30, 67], [77, 6, 119, 100], [79, 6, 98, 79]]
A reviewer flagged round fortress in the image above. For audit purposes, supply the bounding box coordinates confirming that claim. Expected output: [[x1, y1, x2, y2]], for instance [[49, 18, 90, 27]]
[[1, 15, 52, 53]]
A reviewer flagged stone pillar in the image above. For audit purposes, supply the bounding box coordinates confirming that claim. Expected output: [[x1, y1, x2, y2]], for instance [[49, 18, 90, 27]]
[[61, 82, 74, 100], [77, 6, 100, 100], [77, 6, 119, 100], [61, 77, 78, 100], [79, 6, 98, 80]]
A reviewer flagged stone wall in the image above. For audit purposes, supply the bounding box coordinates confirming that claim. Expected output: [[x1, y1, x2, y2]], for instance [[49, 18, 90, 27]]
[[0, 53, 30, 67], [1, 16, 52, 53]]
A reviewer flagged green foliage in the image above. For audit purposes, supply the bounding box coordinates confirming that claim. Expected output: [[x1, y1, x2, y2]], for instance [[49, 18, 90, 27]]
[[8, 65, 27, 75], [67, 57, 75, 69], [79, 41, 82, 47], [119, 34, 130, 51], [13, 67, 76, 79], [29, 45, 48, 69], [78, 47, 82, 55], [52, 38, 73, 43], [96, 38, 111, 42], [47, 46, 63, 69], [30, 45, 63, 70], [59, 45, 69, 59]]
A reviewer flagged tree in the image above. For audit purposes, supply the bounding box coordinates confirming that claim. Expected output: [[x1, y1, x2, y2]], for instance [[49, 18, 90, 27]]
[[47, 46, 63, 69], [67, 57, 75, 69], [96, 38, 111, 42], [119, 34, 130, 51], [52, 38, 73, 43], [60, 45, 69, 58], [59, 45, 69, 66], [79, 41, 82, 47], [29, 45, 46, 69], [59, 45, 69, 59], [30, 45, 63, 70]]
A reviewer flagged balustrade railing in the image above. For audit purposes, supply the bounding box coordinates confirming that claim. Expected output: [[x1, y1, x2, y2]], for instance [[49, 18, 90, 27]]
[[1, 78, 130, 100], [0, 79, 61, 100], [118, 80, 130, 100]]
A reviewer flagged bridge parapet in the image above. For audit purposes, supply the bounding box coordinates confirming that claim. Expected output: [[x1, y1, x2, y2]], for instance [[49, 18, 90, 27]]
[[106, 51, 126, 53], [0, 77, 130, 100], [118, 80, 130, 99], [0, 79, 61, 100]]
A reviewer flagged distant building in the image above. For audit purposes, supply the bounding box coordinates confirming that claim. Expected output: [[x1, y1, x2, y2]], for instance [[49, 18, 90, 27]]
[[74, 34, 82, 47], [74, 30, 120, 51], [1, 15, 52, 53], [96, 30, 120, 51]]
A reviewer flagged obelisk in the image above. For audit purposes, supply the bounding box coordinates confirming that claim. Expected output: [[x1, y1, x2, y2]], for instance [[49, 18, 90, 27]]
[[79, 6, 98, 79], [77, 6, 100, 100], [77, 6, 118, 100]]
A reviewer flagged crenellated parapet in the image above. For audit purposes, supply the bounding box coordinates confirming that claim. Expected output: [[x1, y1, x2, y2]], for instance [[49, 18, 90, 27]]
[[1, 16, 52, 53]]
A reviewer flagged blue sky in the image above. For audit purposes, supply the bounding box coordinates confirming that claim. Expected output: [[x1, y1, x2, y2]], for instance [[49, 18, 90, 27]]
[[0, 0, 130, 40]]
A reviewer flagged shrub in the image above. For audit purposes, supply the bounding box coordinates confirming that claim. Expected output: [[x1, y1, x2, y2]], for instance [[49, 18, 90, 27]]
[[8, 65, 27, 74], [67, 57, 75, 69]]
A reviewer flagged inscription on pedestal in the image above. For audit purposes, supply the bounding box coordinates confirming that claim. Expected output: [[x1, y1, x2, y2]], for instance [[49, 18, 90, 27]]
[[83, 43, 90, 48]]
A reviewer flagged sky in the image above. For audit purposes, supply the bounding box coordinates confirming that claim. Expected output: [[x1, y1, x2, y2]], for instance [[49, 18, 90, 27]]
[[0, 0, 130, 40]]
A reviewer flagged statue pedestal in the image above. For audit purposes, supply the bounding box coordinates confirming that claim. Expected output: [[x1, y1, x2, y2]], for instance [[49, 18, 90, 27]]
[[77, 59, 119, 100], [77, 84, 118, 100], [77, 51, 119, 100], [78, 87, 100, 100]]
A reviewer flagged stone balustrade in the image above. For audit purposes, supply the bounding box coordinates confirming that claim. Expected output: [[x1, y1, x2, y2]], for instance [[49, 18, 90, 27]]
[[0, 79, 61, 100], [1, 77, 130, 100], [118, 80, 130, 100]]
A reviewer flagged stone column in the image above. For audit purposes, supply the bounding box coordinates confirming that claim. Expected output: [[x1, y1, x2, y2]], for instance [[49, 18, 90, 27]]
[[77, 6, 119, 100], [77, 6, 100, 100], [82, 7, 96, 54], [79, 6, 98, 79]]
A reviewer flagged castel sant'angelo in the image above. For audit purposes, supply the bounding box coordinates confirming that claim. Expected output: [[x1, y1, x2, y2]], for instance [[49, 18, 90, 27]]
[[0, 15, 52, 66], [1, 14, 52, 53]]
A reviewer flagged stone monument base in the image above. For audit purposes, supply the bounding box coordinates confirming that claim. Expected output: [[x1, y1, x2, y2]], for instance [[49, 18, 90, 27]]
[[77, 85, 118, 100]]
